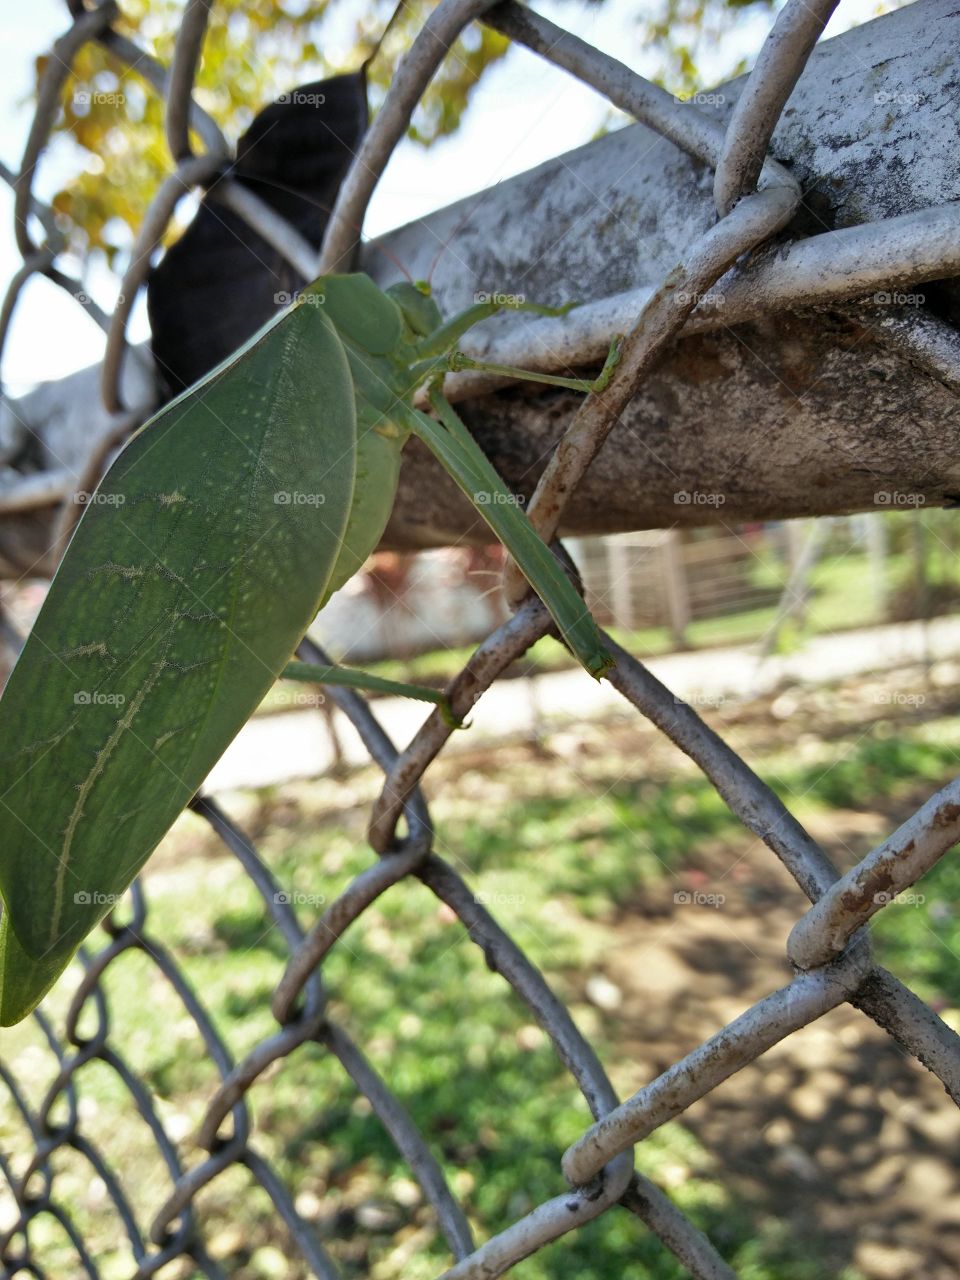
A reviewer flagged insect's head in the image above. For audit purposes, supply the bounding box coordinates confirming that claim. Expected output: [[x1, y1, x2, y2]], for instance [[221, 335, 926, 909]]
[[386, 280, 443, 337]]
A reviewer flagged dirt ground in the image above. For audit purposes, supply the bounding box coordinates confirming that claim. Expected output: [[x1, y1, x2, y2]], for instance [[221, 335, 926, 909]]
[[600, 861, 960, 1279], [539, 676, 960, 1280]]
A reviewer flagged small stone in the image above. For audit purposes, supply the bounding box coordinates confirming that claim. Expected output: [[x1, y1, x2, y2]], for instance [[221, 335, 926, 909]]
[[791, 1080, 829, 1122], [295, 1190, 323, 1218], [585, 974, 623, 1011], [853, 1242, 925, 1279], [771, 1143, 819, 1182], [356, 1201, 402, 1232], [208, 1225, 245, 1258], [250, 1246, 288, 1278], [516, 1024, 546, 1051], [764, 1117, 793, 1145], [391, 1178, 422, 1208], [771, 690, 800, 719]]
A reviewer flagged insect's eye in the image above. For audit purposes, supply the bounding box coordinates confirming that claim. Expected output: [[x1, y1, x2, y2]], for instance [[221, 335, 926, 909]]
[[386, 282, 441, 336]]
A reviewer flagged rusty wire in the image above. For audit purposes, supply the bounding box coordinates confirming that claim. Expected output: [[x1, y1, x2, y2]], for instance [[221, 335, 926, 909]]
[[1, 0, 960, 1277]]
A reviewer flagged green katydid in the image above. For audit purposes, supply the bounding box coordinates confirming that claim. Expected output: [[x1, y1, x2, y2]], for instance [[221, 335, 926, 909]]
[[0, 271, 619, 1025]]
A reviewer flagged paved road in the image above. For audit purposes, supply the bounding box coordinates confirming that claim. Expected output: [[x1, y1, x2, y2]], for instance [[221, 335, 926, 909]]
[[205, 615, 960, 793]]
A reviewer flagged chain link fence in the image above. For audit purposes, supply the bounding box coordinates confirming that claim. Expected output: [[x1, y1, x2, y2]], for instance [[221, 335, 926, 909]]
[[1, 0, 959, 1276]]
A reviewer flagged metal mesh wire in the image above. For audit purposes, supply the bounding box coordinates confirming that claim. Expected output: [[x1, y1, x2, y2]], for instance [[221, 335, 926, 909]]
[[1, 1, 959, 1276]]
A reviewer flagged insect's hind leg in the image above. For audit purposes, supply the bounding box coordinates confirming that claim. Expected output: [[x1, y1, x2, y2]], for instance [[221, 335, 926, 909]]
[[445, 336, 622, 395], [402, 390, 613, 680]]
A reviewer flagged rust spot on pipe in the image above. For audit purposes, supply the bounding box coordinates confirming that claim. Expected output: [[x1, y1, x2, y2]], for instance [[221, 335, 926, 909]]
[[839, 867, 895, 914], [933, 802, 960, 828]]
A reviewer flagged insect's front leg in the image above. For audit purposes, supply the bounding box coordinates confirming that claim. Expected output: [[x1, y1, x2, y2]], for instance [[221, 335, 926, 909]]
[[589, 337, 623, 393], [413, 297, 579, 360], [282, 659, 462, 727]]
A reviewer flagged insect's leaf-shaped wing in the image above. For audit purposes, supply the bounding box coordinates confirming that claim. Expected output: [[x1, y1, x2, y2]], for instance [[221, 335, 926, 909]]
[[0, 906, 68, 1025], [0, 300, 357, 1024]]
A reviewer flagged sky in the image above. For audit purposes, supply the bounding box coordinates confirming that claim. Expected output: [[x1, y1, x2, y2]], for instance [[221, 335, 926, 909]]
[[0, 0, 885, 396]]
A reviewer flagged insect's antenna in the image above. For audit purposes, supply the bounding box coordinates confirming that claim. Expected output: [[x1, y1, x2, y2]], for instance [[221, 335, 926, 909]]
[[425, 196, 479, 286], [380, 246, 415, 283], [233, 173, 415, 281], [362, 0, 409, 69]]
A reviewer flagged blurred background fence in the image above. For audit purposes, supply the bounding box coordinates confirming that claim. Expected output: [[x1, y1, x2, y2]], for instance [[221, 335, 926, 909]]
[[6, 508, 959, 671], [574, 508, 958, 653]]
